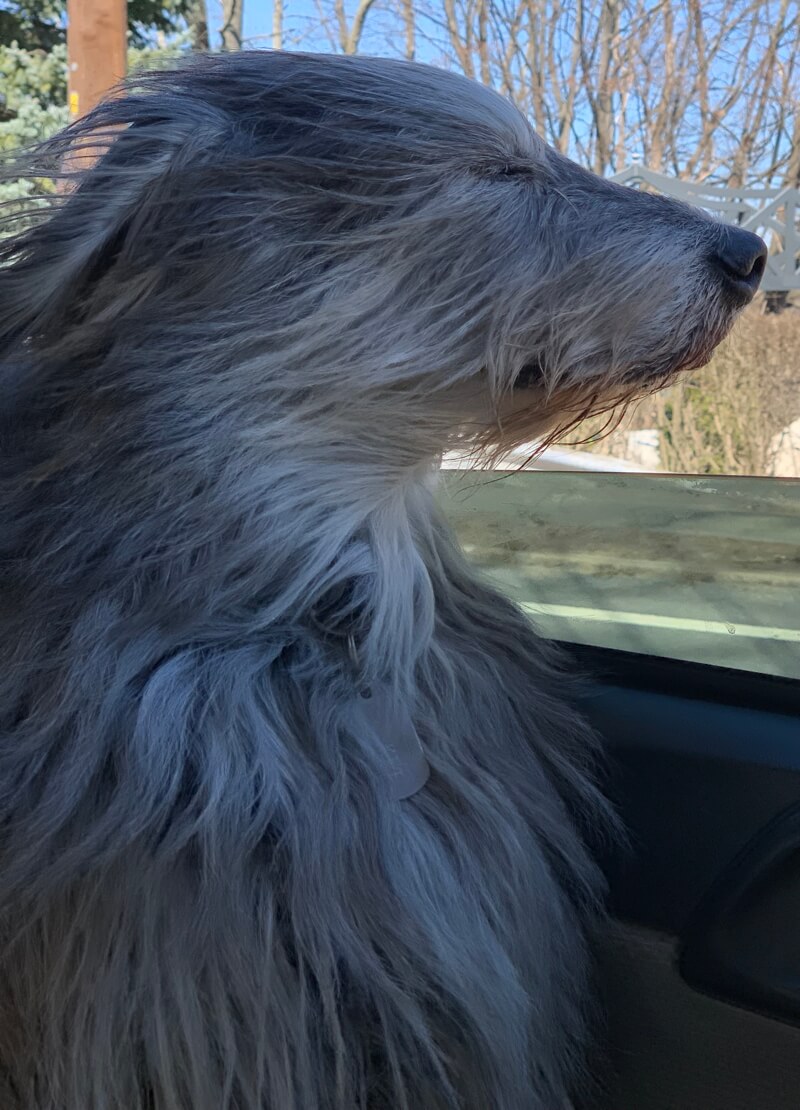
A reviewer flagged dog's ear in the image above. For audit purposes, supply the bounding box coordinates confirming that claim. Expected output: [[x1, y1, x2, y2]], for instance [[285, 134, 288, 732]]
[[0, 89, 228, 357], [1, 145, 140, 356]]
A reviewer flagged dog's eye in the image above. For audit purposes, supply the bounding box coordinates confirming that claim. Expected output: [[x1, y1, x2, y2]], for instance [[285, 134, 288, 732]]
[[496, 162, 534, 178], [473, 161, 536, 180], [514, 360, 545, 389]]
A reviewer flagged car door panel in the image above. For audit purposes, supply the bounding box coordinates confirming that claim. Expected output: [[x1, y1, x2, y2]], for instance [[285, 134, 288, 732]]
[[571, 647, 800, 1110]]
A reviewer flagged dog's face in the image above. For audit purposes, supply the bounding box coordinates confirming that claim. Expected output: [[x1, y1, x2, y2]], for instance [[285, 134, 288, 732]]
[[473, 146, 766, 449], [2, 51, 765, 465]]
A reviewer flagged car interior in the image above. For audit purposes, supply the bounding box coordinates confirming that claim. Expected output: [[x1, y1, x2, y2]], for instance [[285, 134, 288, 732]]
[[442, 468, 800, 1110]]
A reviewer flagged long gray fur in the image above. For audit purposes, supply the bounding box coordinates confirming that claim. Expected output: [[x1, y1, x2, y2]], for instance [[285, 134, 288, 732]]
[[0, 51, 745, 1109]]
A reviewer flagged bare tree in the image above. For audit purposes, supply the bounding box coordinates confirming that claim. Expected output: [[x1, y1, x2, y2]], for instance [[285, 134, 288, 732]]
[[187, 0, 210, 51], [220, 0, 244, 50], [306, 0, 800, 189], [401, 0, 416, 58], [331, 0, 381, 52], [586, 0, 621, 174], [273, 0, 285, 49]]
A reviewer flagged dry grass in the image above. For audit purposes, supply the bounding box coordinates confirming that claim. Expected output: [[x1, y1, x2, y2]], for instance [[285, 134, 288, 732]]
[[570, 298, 800, 474]]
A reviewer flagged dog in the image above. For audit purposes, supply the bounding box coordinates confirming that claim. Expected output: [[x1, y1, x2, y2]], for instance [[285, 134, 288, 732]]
[[0, 51, 765, 1109]]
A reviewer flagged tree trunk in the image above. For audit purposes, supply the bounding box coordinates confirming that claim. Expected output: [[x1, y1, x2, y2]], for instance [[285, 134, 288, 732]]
[[593, 0, 619, 175], [401, 0, 415, 59], [273, 0, 284, 49], [344, 0, 378, 53], [187, 0, 209, 51], [220, 0, 243, 51]]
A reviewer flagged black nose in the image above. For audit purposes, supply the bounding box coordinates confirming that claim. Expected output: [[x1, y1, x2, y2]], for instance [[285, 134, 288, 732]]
[[711, 227, 767, 303]]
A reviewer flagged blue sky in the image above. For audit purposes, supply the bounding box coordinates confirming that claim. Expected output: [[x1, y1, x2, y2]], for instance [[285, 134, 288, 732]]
[[231, 0, 429, 58], [238, 0, 342, 51], [242, 0, 291, 46]]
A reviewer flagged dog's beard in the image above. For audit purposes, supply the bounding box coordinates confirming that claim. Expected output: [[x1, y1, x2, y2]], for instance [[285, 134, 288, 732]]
[[510, 280, 737, 400], [497, 293, 737, 454]]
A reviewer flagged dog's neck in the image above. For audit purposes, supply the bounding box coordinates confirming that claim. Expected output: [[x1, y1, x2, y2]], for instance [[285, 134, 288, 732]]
[[297, 467, 440, 681], [237, 463, 444, 802]]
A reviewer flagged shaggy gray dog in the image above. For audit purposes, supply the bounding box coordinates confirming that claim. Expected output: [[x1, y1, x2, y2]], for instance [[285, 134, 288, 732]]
[[0, 51, 765, 1110]]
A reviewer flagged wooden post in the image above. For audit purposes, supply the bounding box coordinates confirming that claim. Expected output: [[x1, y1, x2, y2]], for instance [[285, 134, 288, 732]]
[[67, 0, 128, 121]]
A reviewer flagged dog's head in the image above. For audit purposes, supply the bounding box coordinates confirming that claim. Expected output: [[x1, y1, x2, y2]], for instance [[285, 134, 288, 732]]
[[1, 51, 765, 467]]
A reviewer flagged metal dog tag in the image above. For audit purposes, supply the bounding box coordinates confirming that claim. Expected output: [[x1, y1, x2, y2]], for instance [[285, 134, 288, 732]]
[[350, 683, 430, 801]]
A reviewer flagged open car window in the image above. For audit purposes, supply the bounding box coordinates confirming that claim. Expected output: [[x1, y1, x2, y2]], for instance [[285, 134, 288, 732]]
[[441, 471, 800, 681]]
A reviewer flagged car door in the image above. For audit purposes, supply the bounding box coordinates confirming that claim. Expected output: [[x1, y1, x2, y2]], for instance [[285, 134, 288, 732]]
[[441, 468, 800, 1110]]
